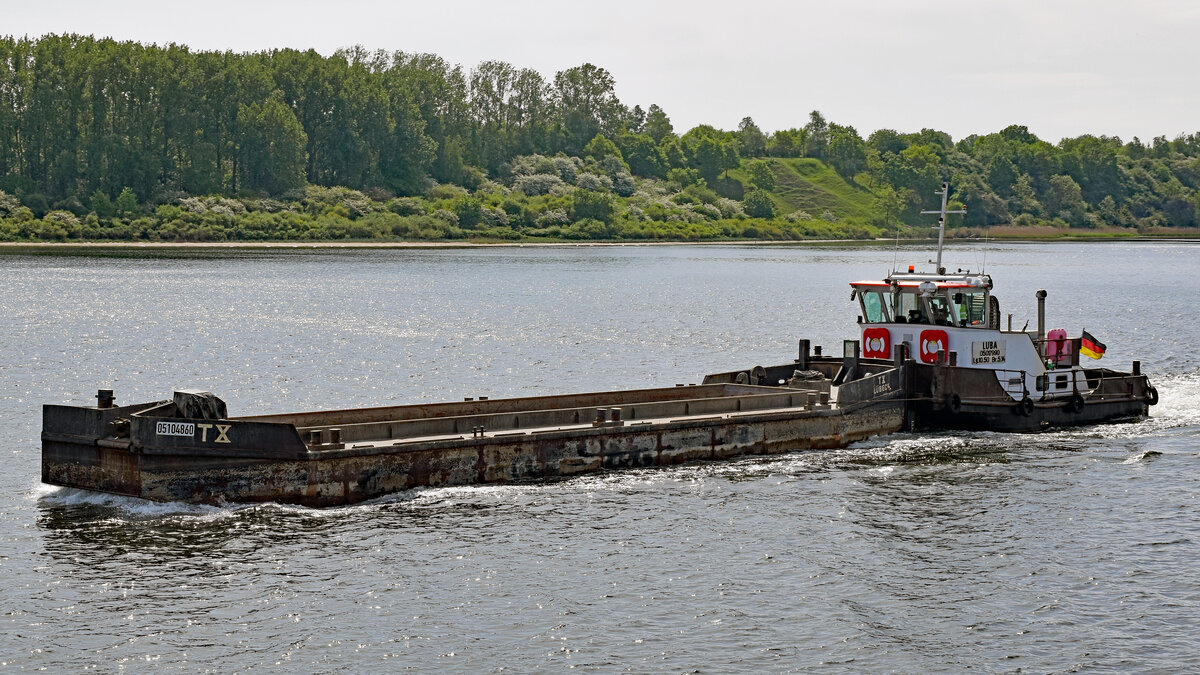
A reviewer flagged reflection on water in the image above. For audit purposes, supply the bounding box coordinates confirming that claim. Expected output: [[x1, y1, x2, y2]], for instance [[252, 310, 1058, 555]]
[[4, 243, 1200, 671]]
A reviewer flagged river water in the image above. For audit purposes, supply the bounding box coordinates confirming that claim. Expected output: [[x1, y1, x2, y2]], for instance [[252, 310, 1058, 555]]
[[2, 241, 1198, 672]]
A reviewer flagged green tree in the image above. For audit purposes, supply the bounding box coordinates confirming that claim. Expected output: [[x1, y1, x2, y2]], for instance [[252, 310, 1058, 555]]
[[803, 110, 829, 159], [680, 125, 739, 184], [1044, 174, 1087, 225], [747, 161, 775, 191], [767, 129, 806, 157], [614, 132, 667, 178], [873, 184, 907, 228], [237, 92, 308, 195], [89, 190, 116, 218], [737, 116, 767, 157], [643, 104, 673, 143], [116, 187, 139, 215], [583, 134, 624, 165], [554, 63, 622, 154], [742, 188, 774, 218], [826, 123, 867, 177], [571, 187, 614, 223]]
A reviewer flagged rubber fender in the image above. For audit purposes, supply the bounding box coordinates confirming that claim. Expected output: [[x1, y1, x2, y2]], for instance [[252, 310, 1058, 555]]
[[1068, 393, 1085, 413], [946, 393, 962, 413], [1017, 396, 1034, 417], [1145, 386, 1159, 406]]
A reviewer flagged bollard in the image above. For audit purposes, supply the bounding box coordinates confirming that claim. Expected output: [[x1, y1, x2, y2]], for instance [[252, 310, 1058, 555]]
[[96, 389, 115, 409]]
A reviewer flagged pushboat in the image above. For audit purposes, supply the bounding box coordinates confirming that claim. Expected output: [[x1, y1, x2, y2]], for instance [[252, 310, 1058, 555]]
[[40, 183, 1157, 505], [846, 182, 1157, 431]]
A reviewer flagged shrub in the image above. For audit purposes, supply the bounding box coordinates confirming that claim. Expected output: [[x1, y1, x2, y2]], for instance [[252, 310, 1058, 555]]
[[536, 209, 570, 227], [454, 196, 484, 228], [576, 173, 613, 192], [572, 188, 615, 223], [0, 190, 20, 217], [387, 197, 424, 216], [116, 187, 140, 215], [44, 210, 80, 228], [424, 183, 469, 201], [612, 172, 636, 197], [433, 209, 459, 226], [667, 168, 703, 189], [742, 189, 775, 219], [716, 197, 746, 219], [481, 206, 510, 228], [514, 173, 565, 196]]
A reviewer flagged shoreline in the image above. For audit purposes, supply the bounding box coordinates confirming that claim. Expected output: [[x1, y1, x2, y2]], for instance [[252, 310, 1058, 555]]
[[2, 235, 1199, 250]]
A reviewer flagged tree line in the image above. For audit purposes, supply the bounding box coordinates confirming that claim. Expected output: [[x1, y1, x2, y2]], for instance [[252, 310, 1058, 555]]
[[1, 33, 1198, 241]]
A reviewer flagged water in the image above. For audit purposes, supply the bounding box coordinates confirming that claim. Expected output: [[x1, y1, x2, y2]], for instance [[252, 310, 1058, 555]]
[[2, 242, 1199, 672]]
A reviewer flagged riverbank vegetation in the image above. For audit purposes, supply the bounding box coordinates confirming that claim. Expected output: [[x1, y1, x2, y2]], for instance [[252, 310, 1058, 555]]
[[1, 34, 1199, 243]]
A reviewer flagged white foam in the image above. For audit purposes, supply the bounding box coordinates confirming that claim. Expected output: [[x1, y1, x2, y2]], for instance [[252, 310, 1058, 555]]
[[41, 486, 239, 519]]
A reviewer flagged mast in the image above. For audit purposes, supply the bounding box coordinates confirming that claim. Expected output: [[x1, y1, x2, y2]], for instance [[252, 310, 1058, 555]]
[[920, 182, 966, 274]]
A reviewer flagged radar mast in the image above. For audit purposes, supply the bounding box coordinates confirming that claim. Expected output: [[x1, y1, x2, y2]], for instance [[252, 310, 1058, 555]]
[[920, 182, 966, 274]]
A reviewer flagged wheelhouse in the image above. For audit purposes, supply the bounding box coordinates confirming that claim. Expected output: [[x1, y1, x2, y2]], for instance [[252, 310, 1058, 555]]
[[851, 272, 995, 329]]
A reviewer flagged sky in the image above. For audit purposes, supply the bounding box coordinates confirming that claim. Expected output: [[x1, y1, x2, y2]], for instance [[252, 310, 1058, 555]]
[[6, 0, 1200, 144]]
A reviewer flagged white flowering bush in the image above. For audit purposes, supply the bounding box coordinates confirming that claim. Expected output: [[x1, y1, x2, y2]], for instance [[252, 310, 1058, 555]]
[[612, 172, 636, 197], [514, 173, 565, 196], [43, 210, 80, 227], [717, 197, 746, 219], [481, 206, 509, 227], [576, 173, 613, 192], [178, 196, 247, 215], [536, 209, 570, 226]]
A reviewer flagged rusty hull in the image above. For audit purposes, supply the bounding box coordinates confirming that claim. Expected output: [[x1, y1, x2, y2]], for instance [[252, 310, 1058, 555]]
[[42, 363, 909, 507]]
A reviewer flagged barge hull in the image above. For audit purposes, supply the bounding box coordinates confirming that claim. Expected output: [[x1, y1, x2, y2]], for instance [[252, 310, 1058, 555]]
[[43, 371, 908, 507]]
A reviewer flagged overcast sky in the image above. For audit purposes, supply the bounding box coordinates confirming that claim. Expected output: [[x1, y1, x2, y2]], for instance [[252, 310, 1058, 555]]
[[8, 0, 1199, 143]]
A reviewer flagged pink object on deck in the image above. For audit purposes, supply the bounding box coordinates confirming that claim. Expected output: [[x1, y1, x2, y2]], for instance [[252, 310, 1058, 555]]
[[1046, 328, 1071, 364]]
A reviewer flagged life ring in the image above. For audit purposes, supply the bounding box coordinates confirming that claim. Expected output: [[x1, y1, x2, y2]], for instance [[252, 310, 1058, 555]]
[[946, 393, 962, 414], [1068, 393, 1085, 413], [1145, 386, 1159, 406], [1017, 396, 1034, 417]]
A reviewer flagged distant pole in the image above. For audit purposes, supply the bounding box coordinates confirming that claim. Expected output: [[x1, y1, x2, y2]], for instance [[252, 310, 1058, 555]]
[[921, 182, 966, 274]]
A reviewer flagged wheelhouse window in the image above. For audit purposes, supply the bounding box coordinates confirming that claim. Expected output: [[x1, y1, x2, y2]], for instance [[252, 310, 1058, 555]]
[[893, 291, 926, 323], [859, 290, 888, 323], [952, 291, 987, 326]]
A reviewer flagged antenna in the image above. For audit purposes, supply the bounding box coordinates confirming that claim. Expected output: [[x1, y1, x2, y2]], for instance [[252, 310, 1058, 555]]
[[891, 212, 901, 274], [920, 182, 966, 274]]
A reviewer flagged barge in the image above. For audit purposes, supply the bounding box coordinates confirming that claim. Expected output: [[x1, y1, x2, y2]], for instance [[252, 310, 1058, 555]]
[[40, 182, 1158, 506], [42, 343, 908, 506]]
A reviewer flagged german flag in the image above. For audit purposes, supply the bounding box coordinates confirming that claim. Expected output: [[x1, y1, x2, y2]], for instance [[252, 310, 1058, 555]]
[[1080, 330, 1106, 359]]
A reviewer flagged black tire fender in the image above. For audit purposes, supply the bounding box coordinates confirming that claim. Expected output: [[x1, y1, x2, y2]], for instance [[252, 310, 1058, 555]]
[[946, 393, 962, 414], [1017, 396, 1034, 417], [1145, 386, 1159, 406], [1068, 393, 1085, 413]]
